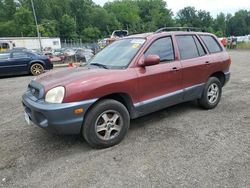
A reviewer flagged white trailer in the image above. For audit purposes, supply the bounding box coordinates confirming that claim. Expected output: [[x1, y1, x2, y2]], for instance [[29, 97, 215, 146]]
[[0, 37, 61, 50]]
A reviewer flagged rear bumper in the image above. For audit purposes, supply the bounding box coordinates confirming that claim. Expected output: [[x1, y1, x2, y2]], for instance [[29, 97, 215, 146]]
[[46, 62, 53, 70], [224, 72, 230, 85], [22, 94, 96, 134]]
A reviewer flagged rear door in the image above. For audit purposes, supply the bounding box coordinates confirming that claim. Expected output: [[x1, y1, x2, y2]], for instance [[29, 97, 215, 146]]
[[175, 34, 208, 101], [135, 36, 182, 114], [198, 34, 227, 75], [9, 52, 31, 73]]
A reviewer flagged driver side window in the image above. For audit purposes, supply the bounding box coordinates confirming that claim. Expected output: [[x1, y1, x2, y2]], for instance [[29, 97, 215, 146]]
[[144, 37, 174, 63]]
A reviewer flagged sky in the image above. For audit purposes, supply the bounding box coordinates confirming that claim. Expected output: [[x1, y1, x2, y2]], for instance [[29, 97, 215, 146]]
[[92, 0, 250, 17]]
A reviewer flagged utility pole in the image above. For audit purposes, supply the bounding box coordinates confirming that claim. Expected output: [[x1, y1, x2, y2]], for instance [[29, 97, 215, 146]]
[[31, 0, 42, 52]]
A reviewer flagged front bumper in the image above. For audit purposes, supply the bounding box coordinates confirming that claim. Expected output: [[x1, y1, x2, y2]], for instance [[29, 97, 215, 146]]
[[22, 94, 96, 134]]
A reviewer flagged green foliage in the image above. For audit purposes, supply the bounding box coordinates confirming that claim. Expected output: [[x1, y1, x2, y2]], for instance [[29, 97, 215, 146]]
[[2, 0, 16, 20], [227, 10, 250, 36], [0, 20, 17, 36], [0, 0, 249, 40], [81, 27, 101, 42], [14, 7, 36, 36], [237, 42, 250, 49], [59, 14, 77, 39], [176, 6, 213, 31], [39, 19, 59, 37], [104, 0, 141, 31]]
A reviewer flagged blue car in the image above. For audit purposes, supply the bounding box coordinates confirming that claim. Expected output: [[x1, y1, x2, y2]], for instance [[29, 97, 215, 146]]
[[0, 51, 53, 76]]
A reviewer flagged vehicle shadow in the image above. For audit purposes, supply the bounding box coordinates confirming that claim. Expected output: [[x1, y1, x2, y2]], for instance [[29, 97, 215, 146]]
[[29, 100, 200, 153], [130, 100, 199, 130], [0, 74, 31, 79]]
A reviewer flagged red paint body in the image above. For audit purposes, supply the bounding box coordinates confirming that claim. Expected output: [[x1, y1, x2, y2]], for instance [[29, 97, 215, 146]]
[[34, 32, 231, 106]]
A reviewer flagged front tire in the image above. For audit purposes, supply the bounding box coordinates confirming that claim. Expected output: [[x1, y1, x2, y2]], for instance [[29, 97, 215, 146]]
[[82, 99, 130, 148], [30, 63, 44, 76], [198, 77, 222, 109]]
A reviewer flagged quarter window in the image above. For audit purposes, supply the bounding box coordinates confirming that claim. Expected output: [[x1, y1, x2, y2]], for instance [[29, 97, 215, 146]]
[[176, 35, 200, 60], [194, 36, 206, 56], [199, 35, 222, 53], [145, 37, 174, 62], [0, 53, 10, 60]]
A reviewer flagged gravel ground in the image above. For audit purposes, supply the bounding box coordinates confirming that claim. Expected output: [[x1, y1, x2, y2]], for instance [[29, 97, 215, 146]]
[[0, 50, 250, 188]]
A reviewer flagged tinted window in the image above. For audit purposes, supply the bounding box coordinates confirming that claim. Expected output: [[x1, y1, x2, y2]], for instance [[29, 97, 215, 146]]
[[0, 53, 10, 60], [145, 37, 174, 62], [194, 36, 206, 56], [176, 35, 199, 60], [200, 35, 222, 53], [12, 52, 29, 58]]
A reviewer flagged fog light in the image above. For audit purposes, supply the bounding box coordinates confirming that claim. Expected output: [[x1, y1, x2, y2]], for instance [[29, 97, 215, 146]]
[[74, 108, 84, 114]]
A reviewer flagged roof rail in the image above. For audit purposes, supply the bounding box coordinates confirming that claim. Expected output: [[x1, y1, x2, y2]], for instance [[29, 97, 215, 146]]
[[155, 27, 202, 33]]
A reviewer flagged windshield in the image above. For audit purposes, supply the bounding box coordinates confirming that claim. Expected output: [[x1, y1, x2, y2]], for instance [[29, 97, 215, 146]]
[[89, 38, 145, 69]]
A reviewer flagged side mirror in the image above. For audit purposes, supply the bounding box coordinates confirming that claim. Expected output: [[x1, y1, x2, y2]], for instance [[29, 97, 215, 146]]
[[141, 55, 160, 67]]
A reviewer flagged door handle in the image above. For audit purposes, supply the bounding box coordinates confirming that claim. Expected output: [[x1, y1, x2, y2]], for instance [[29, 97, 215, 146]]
[[172, 67, 180, 71], [205, 61, 211, 65]]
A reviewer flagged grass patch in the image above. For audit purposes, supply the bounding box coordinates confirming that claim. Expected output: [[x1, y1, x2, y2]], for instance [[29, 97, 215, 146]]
[[236, 42, 250, 49]]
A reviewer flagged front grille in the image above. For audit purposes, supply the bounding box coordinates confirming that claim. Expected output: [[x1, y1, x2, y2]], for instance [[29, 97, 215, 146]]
[[27, 80, 45, 100], [28, 86, 40, 98]]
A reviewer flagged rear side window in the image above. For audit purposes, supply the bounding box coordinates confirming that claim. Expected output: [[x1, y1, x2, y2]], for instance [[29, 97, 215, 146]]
[[144, 37, 174, 62], [12, 52, 29, 58], [199, 35, 222, 53], [176, 35, 199, 60]]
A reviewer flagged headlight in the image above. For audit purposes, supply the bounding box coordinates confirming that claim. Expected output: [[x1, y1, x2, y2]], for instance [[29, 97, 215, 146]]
[[45, 86, 65, 103]]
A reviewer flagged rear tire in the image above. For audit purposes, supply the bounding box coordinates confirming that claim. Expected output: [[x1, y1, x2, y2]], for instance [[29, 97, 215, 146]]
[[82, 99, 130, 148], [30, 63, 44, 76], [198, 77, 222, 109]]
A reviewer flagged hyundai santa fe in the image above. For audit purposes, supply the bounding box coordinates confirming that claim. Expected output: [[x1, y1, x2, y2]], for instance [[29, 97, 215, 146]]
[[22, 29, 231, 148]]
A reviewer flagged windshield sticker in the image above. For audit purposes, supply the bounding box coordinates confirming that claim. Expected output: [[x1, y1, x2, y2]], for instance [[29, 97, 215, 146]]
[[132, 43, 140, 48], [130, 39, 145, 44]]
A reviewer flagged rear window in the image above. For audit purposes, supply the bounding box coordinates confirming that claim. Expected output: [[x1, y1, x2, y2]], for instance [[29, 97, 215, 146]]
[[176, 35, 199, 60], [199, 35, 222, 53]]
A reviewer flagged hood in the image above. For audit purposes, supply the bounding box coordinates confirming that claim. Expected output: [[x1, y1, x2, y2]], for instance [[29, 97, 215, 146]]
[[33, 66, 115, 91]]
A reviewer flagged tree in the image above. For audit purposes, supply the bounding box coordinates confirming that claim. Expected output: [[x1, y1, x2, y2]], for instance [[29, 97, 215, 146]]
[[213, 13, 226, 36], [227, 10, 250, 36], [0, 20, 17, 37], [135, 0, 174, 32], [39, 19, 59, 37], [81, 27, 101, 42], [14, 7, 36, 36], [197, 10, 213, 29], [3, 0, 16, 20], [89, 6, 120, 36], [69, 0, 94, 33], [59, 14, 77, 39], [104, 0, 140, 32], [176, 6, 199, 27]]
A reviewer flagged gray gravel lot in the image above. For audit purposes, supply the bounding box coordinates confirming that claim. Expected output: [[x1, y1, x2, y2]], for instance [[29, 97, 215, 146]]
[[0, 50, 250, 188]]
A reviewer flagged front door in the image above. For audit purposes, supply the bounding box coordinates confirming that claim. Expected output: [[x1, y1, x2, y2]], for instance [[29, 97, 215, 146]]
[[135, 36, 182, 115], [0, 53, 12, 76]]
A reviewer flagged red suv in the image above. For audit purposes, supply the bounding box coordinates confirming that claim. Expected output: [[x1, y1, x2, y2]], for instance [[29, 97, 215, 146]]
[[22, 29, 231, 148]]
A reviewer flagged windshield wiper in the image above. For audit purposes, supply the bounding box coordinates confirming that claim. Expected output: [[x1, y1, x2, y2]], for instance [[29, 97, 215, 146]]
[[90, 63, 109, 69]]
